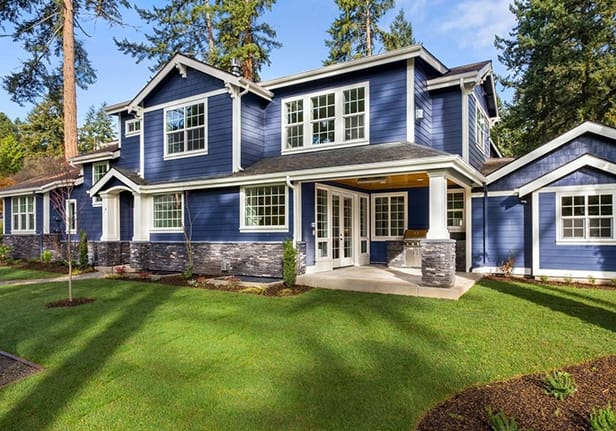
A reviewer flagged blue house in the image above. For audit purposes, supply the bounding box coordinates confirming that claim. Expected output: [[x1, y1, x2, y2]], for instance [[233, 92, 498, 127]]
[[1, 45, 615, 285]]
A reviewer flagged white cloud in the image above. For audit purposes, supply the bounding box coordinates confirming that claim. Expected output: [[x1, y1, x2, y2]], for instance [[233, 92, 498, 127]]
[[439, 0, 515, 52]]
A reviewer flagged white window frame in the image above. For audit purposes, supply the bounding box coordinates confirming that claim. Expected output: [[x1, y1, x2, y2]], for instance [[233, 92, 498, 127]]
[[281, 82, 370, 154], [371, 192, 407, 241], [163, 99, 208, 160], [11, 195, 36, 234], [125, 118, 141, 137], [447, 190, 465, 232], [472, 94, 489, 151], [66, 199, 77, 234], [240, 184, 288, 233], [556, 189, 616, 245], [151, 193, 184, 232], [91, 161, 110, 207]]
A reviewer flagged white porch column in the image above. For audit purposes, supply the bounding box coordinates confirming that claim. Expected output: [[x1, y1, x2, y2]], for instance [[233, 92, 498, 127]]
[[101, 194, 120, 241], [132, 193, 151, 241], [426, 171, 450, 240]]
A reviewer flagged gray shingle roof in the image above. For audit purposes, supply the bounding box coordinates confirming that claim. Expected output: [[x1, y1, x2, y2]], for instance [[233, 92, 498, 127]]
[[481, 157, 516, 175], [0, 168, 81, 194]]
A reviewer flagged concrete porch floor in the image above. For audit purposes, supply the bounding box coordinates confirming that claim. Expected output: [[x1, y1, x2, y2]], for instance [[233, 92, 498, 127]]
[[296, 265, 483, 300]]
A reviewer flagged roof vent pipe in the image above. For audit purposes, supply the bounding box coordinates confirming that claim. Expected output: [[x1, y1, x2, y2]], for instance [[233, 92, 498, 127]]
[[230, 58, 242, 77]]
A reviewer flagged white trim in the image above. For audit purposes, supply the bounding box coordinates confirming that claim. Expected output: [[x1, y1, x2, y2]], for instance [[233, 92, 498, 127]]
[[151, 193, 184, 233], [540, 183, 616, 194], [487, 121, 616, 184], [65, 199, 77, 234], [447, 189, 466, 232], [89, 168, 142, 196], [464, 185, 472, 272], [261, 45, 448, 90], [280, 81, 370, 154], [92, 161, 110, 200], [163, 98, 208, 160], [143, 88, 227, 114], [69, 148, 120, 165], [426, 62, 492, 91], [239, 184, 289, 233], [472, 93, 489, 153], [533, 268, 616, 280], [554, 189, 616, 245], [407, 58, 415, 143], [11, 195, 36, 234], [517, 154, 616, 197], [472, 266, 532, 276], [471, 191, 517, 198], [125, 118, 140, 137], [461, 86, 469, 162], [371, 191, 408, 241], [294, 181, 302, 242], [531, 191, 540, 276], [231, 86, 242, 173], [43, 192, 50, 234], [139, 110, 145, 177]]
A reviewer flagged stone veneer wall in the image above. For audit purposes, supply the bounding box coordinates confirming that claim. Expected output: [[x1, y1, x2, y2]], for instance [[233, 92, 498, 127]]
[[421, 239, 456, 288], [455, 240, 466, 272], [2, 234, 71, 261]]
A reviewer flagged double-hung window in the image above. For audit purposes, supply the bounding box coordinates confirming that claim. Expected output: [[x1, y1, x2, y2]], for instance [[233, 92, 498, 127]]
[[475, 103, 488, 150], [241, 185, 287, 231], [371, 193, 407, 240], [559, 193, 614, 241], [153, 194, 183, 230], [447, 191, 465, 230], [283, 83, 369, 152], [125, 118, 140, 136], [91, 162, 109, 205], [12, 195, 35, 233], [164, 100, 207, 158], [66, 199, 77, 234]]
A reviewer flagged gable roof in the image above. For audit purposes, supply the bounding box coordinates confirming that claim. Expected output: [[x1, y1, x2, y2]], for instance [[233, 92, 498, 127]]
[[0, 168, 82, 197], [89, 167, 147, 196], [487, 122, 616, 184], [69, 143, 120, 164], [106, 54, 274, 115]]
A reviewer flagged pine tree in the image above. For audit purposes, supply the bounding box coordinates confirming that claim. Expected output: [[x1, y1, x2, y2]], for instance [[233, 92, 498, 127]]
[[19, 96, 64, 156], [78, 104, 116, 153], [382, 9, 415, 51], [495, 0, 616, 155], [324, 0, 395, 65], [0, 135, 25, 176]]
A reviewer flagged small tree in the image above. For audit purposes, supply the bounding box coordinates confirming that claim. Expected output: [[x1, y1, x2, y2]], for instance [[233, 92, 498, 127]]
[[282, 240, 297, 287], [181, 191, 194, 279], [79, 230, 88, 268]]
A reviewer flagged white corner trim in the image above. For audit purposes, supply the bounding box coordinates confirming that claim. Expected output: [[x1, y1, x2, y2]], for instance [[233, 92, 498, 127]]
[[487, 121, 616, 184], [531, 191, 540, 276], [464, 185, 472, 272], [516, 154, 616, 197], [407, 58, 415, 143], [43, 192, 50, 234], [231, 87, 242, 173]]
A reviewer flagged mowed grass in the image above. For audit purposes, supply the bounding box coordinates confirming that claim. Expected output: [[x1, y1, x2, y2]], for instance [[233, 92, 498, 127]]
[[0, 265, 62, 281], [0, 278, 614, 430]]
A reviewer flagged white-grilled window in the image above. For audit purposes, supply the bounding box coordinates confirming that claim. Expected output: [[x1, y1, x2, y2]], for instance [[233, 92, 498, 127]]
[[153, 194, 183, 230], [241, 185, 287, 231], [91, 162, 109, 206], [372, 193, 407, 240], [12, 195, 35, 232], [126, 118, 140, 136], [66, 199, 77, 234], [164, 100, 207, 158], [475, 105, 488, 150], [282, 83, 369, 152], [559, 193, 614, 241], [447, 191, 465, 230]]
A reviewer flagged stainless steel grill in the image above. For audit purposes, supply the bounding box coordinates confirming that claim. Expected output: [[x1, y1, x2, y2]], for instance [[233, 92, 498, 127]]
[[403, 229, 428, 267]]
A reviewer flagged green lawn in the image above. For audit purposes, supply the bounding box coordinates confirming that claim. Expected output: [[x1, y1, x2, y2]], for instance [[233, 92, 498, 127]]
[[0, 278, 614, 430], [0, 265, 63, 281]]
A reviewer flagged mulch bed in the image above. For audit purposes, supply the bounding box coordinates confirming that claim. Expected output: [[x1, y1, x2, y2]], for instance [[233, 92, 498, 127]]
[[488, 275, 616, 291], [46, 297, 96, 308], [417, 355, 616, 431], [0, 351, 43, 388]]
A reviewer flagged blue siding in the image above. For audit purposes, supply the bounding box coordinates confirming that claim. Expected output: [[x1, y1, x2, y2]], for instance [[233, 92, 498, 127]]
[[370, 242, 387, 263], [472, 195, 531, 270], [539, 192, 616, 272], [263, 61, 407, 158], [468, 95, 489, 169], [241, 93, 266, 168], [143, 68, 225, 107], [550, 167, 616, 187], [3, 198, 10, 234], [71, 180, 103, 241], [142, 93, 233, 182], [414, 60, 432, 146], [301, 183, 315, 266], [473, 86, 489, 115], [35, 195, 44, 234], [490, 135, 616, 191], [116, 112, 140, 171], [119, 192, 134, 241], [431, 88, 462, 156]]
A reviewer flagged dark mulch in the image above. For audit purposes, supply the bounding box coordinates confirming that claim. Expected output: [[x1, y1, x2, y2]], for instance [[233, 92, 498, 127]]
[[46, 297, 96, 308], [0, 352, 42, 388], [417, 355, 616, 431], [20, 261, 69, 274], [488, 275, 616, 291]]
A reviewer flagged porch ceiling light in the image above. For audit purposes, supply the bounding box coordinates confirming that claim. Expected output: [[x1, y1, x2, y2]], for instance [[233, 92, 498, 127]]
[[357, 176, 388, 184]]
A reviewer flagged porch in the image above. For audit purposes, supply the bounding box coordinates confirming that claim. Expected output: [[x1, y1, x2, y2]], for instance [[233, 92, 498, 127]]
[[297, 265, 482, 300]]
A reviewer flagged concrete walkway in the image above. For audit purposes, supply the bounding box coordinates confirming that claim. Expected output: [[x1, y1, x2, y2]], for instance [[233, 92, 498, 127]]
[[297, 265, 483, 300], [0, 271, 105, 287]]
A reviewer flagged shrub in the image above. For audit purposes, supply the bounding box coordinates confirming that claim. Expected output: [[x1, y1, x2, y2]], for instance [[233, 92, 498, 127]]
[[486, 408, 520, 431], [539, 274, 548, 283], [589, 402, 616, 431], [588, 275, 596, 285], [40, 250, 53, 264], [79, 231, 88, 268], [282, 239, 297, 287], [115, 265, 127, 276], [138, 271, 151, 280], [0, 244, 10, 263], [499, 256, 515, 276], [544, 371, 577, 400]]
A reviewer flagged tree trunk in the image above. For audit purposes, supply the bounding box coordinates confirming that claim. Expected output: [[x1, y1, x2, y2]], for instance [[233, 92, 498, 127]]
[[67, 240, 73, 302], [365, 0, 372, 56], [63, 0, 78, 160]]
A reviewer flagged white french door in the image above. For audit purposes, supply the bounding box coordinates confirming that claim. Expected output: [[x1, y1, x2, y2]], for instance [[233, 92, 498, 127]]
[[332, 192, 354, 267]]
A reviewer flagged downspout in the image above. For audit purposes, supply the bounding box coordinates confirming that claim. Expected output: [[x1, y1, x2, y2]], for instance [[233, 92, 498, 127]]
[[286, 176, 298, 247]]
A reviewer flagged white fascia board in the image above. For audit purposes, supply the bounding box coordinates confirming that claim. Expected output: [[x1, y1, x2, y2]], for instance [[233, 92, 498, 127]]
[[487, 121, 616, 184], [0, 179, 80, 198], [471, 191, 517, 198], [516, 154, 616, 196], [261, 46, 447, 90], [88, 168, 142, 196], [104, 100, 131, 114], [427, 72, 478, 91], [70, 149, 120, 165]]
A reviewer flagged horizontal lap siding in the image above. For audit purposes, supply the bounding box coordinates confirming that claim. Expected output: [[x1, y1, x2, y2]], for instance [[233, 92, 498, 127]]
[[71, 168, 102, 240], [3, 198, 10, 233], [550, 167, 616, 187], [414, 60, 432, 146], [142, 94, 232, 182], [117, 112, 140, 170], [241, 94, 266, 168], [119, 192, 133, 241], [490, 135, 616, 191], [263, 62, 407, 158], [431, 89, 462, 156], [539, 192, 616, 272], [144, 69, 224, 107], [472, 195, 531, 269]]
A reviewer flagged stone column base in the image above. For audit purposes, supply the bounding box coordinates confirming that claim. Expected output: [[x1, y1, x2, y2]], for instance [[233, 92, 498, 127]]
[[421, 239, 456, 288]]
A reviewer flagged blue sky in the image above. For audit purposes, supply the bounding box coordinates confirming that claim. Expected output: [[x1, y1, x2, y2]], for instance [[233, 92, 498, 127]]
[[0, 0, 516, 124]]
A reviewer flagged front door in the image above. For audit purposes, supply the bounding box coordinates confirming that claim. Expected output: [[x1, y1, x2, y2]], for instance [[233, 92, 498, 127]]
[[332, 192, 354, 267]]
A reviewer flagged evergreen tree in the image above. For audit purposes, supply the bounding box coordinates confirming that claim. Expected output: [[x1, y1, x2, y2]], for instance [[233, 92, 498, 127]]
[[382, 9, 415, 51], [0, 0, 129, 159], [324, 0, 395, 65], [0, 135, 25, 176], [78, 104, 116, 153], [495, 0, 616, 155], [0, 113, 19, 140], [19, 96, 64, 155]]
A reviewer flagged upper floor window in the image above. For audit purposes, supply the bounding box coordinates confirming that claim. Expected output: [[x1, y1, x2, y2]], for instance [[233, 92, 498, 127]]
[[371, 192, 406, 240], [164, 100, 207, 159], [12, 195, 35, 233], [240, 185, 287, 231], [283, 83, 369, 152], [475, 103, 488, 151], [153, 193, 183, 230], [447, 191, 465, 231], [125, 118, 140, 136], [559, 192, 614, 242]]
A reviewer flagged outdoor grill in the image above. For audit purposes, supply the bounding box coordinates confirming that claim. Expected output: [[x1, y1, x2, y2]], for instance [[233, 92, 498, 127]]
[[403, 229, 428, 267]]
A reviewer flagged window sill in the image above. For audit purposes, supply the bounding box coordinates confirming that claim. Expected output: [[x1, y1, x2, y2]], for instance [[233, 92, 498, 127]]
[[10, 231, 36, 235], [372, 236, 404, 242], [556, 240, 616, 246], [125, 132, 140, 138], [150, 228, 184, 233], [240, 226, 288, 233], [281, 140, 368, 155], [163, 149, 208, 161]]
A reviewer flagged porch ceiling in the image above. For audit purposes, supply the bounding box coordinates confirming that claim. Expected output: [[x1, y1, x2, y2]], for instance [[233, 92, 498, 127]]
[[336, 173, 461, 190]]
